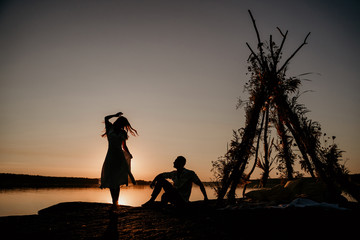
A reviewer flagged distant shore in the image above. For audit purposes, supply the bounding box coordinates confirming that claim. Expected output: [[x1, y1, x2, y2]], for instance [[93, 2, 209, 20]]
[[1, 173, 359, 189], [0, 173, 283, 189], [0, 173, 150, 189]]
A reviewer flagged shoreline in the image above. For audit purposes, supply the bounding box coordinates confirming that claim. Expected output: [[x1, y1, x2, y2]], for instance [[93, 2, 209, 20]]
[[1, 200, 359, 239], [2, 173, 359, 189]]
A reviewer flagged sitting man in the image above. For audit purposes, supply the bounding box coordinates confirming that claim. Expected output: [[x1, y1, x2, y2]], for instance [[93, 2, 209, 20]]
[[142, 156, 208, 207]]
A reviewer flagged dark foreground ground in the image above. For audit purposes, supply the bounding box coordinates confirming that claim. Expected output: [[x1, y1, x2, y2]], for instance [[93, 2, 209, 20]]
[[0, 200, 359, 240]]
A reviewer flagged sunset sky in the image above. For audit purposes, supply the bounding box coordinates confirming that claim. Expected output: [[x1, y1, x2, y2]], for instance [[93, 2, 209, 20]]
[[1, 0, 359, 181]]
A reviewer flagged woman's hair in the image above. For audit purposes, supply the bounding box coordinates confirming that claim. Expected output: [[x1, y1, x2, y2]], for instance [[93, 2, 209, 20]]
[[102, 116, 138, 138]]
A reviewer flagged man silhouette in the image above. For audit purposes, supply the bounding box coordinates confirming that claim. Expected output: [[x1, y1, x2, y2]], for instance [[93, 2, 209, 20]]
[[142, 156, 208, 207]]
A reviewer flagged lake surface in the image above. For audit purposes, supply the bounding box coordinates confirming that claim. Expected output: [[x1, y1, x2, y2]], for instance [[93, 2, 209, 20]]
[[0, 186, 249, 217]]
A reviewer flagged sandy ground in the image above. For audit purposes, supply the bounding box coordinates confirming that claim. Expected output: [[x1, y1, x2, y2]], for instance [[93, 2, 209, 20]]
[[0, 200, 359, 240]]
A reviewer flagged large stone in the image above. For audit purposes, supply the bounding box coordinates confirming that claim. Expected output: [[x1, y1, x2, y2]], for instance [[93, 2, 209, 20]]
[[245, 184, 292, 203], [284, 178, 330, 202], [246, 178, 339, 203]]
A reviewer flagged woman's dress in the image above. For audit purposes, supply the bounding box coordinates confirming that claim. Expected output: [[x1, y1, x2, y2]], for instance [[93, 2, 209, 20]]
[[100, 125, 136, 188]]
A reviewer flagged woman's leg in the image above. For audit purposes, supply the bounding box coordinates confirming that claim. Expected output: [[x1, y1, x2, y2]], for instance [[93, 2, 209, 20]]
[[110, 186, 120, 205]]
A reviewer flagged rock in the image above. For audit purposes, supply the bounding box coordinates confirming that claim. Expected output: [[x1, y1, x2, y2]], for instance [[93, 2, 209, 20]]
[[1, 201, 359, 239], [245, 185, 292, 203], [284, 178, 330, 202], [246, 178, 342, 203]]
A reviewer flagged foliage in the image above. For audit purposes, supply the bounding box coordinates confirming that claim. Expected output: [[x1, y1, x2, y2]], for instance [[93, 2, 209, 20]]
[[320, 136, 349, 176], [214, 10, 359, 203], [257, 137, 276, 187], [211, 129, 248, 197]]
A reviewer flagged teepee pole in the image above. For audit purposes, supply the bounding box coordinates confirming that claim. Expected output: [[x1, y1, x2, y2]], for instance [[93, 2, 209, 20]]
[[277, 32, 310, 74], [261, 106, 270, 187], [216, 87, 266, 203], [275, 116, 294, 180], [276, 96, 316, 178]]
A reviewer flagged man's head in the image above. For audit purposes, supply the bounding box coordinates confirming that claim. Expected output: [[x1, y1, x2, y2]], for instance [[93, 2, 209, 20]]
[[173, 156, 186, 170]]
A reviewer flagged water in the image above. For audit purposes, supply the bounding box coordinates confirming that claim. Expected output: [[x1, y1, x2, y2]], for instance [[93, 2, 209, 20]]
[[0, 185, 239, 217]]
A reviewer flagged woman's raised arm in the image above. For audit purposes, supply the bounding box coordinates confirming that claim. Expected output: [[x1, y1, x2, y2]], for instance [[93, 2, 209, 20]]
[[105, 112, 123, 122]]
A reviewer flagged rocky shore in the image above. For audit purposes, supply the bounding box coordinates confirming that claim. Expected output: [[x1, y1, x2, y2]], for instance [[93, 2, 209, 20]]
[[0, 199, 359, 240]]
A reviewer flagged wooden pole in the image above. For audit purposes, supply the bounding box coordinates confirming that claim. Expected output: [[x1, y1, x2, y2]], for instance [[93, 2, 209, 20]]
[[242, 110, 266, 197], [216, 88, 265, 203], [275, 115, 294, 180]]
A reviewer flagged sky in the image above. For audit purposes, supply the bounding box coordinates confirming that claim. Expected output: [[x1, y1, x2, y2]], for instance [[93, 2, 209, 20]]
[[0, 0, 359, 181]]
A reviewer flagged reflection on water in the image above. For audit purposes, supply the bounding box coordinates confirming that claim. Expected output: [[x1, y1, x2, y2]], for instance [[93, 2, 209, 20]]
[[1, 185, 245, 217]]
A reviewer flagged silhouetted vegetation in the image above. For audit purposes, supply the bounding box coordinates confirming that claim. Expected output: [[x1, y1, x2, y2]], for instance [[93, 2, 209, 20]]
[[212, 10, 360, 204]]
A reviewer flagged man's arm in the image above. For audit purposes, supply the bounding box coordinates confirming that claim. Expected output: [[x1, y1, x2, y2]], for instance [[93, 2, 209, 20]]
[[198, 181, 208, 201], [150, 172, 172, 188], [192, 173, 208, 201], [150, 173, 162, 188]]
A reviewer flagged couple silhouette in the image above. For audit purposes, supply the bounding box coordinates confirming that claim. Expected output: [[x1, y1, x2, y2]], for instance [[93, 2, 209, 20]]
[[100, 112, 208, 209]]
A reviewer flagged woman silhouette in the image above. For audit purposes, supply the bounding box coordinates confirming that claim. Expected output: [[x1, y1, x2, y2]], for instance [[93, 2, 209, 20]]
[[100, 112, 138, 209]]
